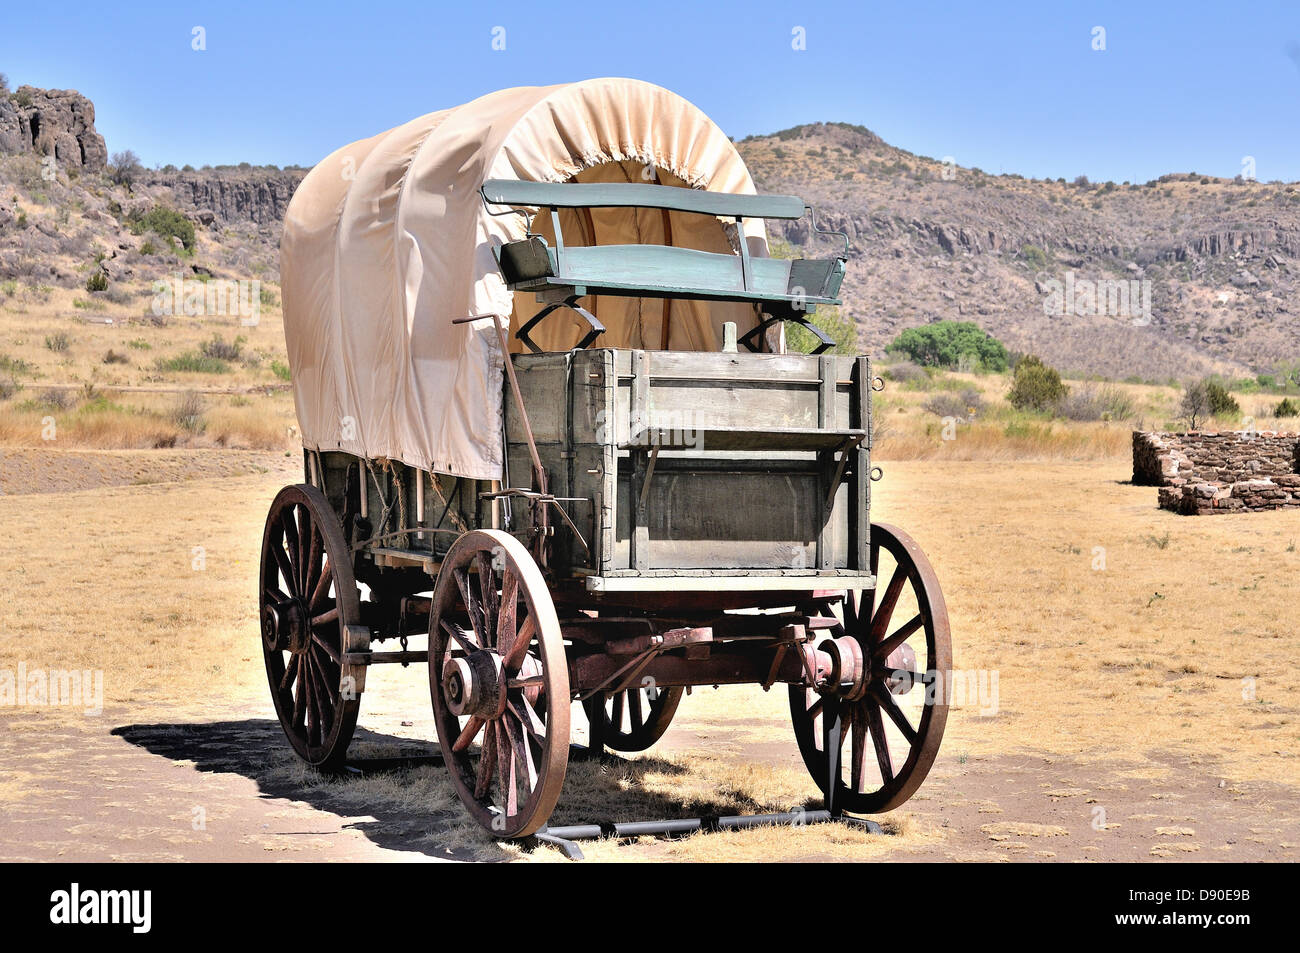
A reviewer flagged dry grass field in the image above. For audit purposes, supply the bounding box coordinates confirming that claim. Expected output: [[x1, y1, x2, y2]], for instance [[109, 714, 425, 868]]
[[0, 280, 297, 451], [1, 442, 1296, 862]]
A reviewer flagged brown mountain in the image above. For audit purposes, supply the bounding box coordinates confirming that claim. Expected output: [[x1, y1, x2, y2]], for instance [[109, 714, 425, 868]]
[[739, 122, 1300, 380]]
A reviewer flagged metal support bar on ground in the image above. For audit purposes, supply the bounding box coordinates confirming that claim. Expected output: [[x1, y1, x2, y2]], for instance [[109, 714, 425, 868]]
[[529, 808, 882, 861]]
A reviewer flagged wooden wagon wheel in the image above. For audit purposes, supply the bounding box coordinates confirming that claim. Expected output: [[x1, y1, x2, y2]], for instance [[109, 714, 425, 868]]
[[789, 522, 950, 814], [583, 683, 684, 753], [260, 484, 363, 770], [428, 530, 570, 838]]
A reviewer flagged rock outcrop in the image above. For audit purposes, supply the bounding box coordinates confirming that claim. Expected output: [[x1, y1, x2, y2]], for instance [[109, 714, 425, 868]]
[[0, 86, 107, 171], [150, 167, 305, 226]]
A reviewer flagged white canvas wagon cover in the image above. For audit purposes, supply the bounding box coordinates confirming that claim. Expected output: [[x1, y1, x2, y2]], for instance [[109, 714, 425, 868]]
[[281, 77, 774, 481]]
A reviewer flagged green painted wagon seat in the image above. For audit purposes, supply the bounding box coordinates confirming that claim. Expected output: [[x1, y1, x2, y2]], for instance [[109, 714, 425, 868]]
[[495, 240, 845, 310], [621, 425, 866, 453]]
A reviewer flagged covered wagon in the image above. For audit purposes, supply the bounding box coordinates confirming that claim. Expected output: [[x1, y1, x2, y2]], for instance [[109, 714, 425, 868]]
[[263, 77, 950, 842]]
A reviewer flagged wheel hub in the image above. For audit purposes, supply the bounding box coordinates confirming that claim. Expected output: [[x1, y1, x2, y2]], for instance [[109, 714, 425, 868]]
[[442, 650, 505, 718], [880, 642, 918, 695], [263, 598, 308, 653], [816, 635, 867, 700]]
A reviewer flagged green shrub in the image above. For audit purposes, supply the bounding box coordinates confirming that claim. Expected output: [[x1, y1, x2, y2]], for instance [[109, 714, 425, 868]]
[[787, 306, 857, 355], [921, 388, 984, 418], [1007, 354, 1068, 411], [44, 332, 71, 352], [270, 360, 292, 381], [1274, 397, 1300, 417], [0, 353, 33, 376], [85, 270, 108, 292], [882, 361, 927, 385], [885, 320, 1009, 371], [155, 352, 230, 374], [199, 334, 245, 362], [127, 204, 196, 251], [1206, 380, 1240, 418], [1020, 244, 1049, 269]]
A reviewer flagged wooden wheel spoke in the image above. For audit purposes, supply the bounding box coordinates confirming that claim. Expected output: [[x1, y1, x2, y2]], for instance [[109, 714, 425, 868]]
[[452, 715, 485, 753], [806, 694, 824, 725], [850, 703, 867, 793], [311, 633, 342, 665], [506, 675, 544, 690], [301, 655, 320, 742], [282, 511, 302, 594], [875, 613, 924, 659], [272, 541, 296, 596], [503, 712, 537, 797], [304, 526, 323, 598], [292, 660, 307, 731], [474, 719, 497, 799], [500, 614, 536, 672], [495, 722, 515, 815], [309, 560, 333, 612], [871, 682, 919, 744], [508, 697, 546, 740], [453, 568, 487, 645], [279, 653, 299, 692], [440, 618, 478, 653], [496, 569, 519, 660], [311, 606, 340, 629], [865, 700, 893, 783], [475, 551, 499, 647], [296, 505, 313, 593], [870, 564, 909, 642]]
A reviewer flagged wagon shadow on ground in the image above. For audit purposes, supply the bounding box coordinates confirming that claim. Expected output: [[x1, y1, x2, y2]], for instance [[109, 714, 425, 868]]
[[112, 719, 802, 861]]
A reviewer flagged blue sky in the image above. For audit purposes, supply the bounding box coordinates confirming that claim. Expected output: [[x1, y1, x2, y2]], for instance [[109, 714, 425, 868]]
[[4, 1, 1300, 183]]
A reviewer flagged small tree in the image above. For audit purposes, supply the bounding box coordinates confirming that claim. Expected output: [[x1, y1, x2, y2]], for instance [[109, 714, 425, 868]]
[[1274, 397, 1300, 418], [108, 150, 143, 189], [1007, 354, 1068, 411], [1178, 380, 1211, 429], [0, 73, 9, 95]]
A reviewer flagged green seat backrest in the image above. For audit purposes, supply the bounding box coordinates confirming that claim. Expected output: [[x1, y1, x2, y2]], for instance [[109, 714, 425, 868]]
[[481, 179, 807, 220]]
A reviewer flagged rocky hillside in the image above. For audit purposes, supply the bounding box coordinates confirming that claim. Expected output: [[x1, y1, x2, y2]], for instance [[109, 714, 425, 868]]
[[2, 84, 1298, 381], [0, 86, 107, 171], [739, 122, 1300, 380]]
